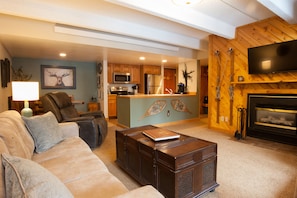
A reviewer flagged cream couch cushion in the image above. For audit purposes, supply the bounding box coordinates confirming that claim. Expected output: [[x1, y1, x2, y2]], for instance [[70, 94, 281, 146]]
[[0, 138, 9, 198], [2, 153, 73, 198], [0, 111, 34, 159], [32, 137, 129, 197]]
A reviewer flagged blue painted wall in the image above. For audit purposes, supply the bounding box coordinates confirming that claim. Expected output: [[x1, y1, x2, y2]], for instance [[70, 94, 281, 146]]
[[12, 58, 97, 112]]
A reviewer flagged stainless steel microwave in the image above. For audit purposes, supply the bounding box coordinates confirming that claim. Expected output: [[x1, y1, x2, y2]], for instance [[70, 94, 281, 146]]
[[113, 72, 131, 83]]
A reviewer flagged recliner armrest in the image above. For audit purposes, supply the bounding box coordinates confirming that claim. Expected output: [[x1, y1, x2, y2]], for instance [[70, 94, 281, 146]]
[[63, 117, 99, 148], [63, 116, 95, 122], [79, 111, 105, 118]]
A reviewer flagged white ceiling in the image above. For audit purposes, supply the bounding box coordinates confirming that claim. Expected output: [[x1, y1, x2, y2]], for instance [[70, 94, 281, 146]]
[[0, 0, 295, 67]]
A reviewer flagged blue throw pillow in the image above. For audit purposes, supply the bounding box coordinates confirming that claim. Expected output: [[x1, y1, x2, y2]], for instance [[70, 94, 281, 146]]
[[22, 111, 64, 153]]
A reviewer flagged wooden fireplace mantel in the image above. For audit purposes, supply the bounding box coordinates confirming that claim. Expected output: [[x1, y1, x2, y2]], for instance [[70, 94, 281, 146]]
[[231, 79, 297, 85], [231, 80, 297, 95]]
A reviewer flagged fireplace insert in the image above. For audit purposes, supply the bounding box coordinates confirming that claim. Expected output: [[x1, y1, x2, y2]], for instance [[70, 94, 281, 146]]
[[247, 94, 297, 145]]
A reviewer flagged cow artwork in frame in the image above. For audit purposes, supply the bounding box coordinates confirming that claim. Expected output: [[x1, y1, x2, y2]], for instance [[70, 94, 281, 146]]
[[41, 65, 76, 89]]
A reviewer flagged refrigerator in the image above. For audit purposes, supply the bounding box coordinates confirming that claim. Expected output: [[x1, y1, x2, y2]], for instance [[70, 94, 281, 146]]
[[144, 74, 163, 94]]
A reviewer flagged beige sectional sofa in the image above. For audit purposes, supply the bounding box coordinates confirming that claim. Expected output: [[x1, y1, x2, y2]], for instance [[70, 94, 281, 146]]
[[0, 110, 164, 198]]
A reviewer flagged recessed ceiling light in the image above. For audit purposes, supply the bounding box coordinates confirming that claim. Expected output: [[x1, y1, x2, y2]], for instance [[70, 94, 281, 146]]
[[59, 53, 67, 57], [162, 59, 167, 63], [172, 0, 202, 6], [139, 56, 146, 60]]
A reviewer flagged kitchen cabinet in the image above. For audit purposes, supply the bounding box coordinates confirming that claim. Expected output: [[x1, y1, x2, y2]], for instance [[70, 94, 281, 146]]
[[130, 65, 140, 84], [108, 94, 117, 118], [142, 65, 161, 75], [113, 64, 130, 73], [109, 63, 128, 83], [108, 64, 113, 83], [108, 63, 140, 84]]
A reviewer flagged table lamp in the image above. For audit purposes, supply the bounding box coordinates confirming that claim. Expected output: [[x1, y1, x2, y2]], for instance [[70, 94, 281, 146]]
[[12, 81, 39, 117]]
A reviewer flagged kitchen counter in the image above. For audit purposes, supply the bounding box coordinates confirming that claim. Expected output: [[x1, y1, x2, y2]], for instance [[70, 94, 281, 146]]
[[117, 93, 199, 127], [117, 93, 196, 98]]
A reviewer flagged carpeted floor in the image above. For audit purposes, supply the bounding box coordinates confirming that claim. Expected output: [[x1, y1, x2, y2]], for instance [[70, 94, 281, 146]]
[[93, 118, 297, 198]]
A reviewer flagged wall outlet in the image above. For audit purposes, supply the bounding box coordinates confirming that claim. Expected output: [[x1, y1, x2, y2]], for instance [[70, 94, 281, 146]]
[[167, 110, 170, 117], [220, 116, 224, 122]]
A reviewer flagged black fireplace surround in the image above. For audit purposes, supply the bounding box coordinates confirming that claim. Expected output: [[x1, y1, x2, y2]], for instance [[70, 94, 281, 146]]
[[247, 94, 297, 145]]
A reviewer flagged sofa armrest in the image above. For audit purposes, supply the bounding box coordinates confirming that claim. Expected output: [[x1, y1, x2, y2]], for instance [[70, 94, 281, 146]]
[[113, 185, 164, 198], [58, 122, 79, 138]]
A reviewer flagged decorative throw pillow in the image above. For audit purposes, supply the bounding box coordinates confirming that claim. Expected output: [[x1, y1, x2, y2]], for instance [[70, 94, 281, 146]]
[[22, 111, 64, 153], [2, 153, 73, 198]]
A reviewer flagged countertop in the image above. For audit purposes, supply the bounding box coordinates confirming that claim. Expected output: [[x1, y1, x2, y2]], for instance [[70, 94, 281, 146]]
[[117, 93, 197, 98]]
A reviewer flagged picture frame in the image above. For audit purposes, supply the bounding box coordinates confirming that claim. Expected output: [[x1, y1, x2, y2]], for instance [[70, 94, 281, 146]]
[[41, 65, 76, 89], [1, 58, 10, 88]]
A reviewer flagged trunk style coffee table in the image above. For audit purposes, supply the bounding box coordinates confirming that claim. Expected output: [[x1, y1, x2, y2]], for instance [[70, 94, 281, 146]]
[[115, 125, 218, 198]]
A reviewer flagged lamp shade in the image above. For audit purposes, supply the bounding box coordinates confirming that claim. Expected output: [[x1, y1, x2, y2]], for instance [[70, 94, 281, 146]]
[[12, 81, 39, 101]]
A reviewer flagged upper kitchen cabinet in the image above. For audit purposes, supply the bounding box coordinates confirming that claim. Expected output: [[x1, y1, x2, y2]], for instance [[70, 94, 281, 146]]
[[108, 64, 113, 83], [113, 64, 130, 73], [130, 65, 140, 84], [108, 63, 140, 84], [142, 65, 161, 75], [108, 63, 128, 83]]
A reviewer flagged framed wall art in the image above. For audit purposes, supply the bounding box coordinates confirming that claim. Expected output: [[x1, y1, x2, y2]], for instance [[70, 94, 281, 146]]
[[41, 65, 76, 89], [1, 58, 11, 88]]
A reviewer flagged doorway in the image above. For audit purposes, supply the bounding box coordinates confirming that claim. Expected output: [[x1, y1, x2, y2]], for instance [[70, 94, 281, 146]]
[[163, 68, 176, 93]]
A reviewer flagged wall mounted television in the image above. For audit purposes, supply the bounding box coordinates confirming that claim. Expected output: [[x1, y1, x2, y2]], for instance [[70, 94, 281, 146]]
[[248, 40, 297, 74]]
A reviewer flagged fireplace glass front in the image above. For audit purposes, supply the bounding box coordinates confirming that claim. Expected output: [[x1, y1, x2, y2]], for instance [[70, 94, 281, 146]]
[[255, 107, 297, 132], [247, 94, 297, 145]]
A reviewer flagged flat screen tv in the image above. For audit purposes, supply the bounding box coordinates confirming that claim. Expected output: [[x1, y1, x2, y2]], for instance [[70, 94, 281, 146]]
[[248, 40, 297, 74]]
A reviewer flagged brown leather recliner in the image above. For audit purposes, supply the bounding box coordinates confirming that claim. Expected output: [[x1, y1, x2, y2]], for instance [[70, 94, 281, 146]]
[[40, 92, 107, 148]]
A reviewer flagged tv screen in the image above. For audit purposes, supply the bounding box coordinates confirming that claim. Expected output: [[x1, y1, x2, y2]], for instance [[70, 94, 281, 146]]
[[248, 40, 297, 74]]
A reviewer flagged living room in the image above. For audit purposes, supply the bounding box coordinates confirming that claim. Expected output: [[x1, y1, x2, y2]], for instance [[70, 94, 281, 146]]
[[1, 1, 297, 138], [0, 1, 297, 197]]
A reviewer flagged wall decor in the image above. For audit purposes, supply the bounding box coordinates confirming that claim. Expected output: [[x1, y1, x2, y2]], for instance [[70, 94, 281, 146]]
[[139, 100, 167, 120], [12, 66, 32, 81], [171, 99, 192, 114], [41, 65, 76, 89], [1, 58, 10, 88]]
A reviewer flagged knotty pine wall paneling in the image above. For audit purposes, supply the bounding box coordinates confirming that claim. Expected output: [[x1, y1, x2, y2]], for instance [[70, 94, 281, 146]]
[[208, 16, 297, 135]]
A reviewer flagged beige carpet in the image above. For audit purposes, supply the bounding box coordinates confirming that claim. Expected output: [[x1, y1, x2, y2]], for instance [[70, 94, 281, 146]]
[[93, 119, 297, 198]]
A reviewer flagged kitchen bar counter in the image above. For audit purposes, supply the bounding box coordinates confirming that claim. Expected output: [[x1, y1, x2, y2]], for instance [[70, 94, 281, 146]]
[[117, 93, 196, 98], [117, 93, 199, 127]]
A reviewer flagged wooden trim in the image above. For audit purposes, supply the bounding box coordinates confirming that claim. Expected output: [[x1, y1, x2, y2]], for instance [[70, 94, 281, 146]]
[[231, 79, 297, 85]]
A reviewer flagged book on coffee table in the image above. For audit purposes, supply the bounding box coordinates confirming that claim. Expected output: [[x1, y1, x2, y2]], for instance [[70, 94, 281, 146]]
[[142, 128, 180, 141]]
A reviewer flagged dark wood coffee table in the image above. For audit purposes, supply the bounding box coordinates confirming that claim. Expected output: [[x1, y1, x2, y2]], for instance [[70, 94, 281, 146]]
[[116, 125, 218, 198]]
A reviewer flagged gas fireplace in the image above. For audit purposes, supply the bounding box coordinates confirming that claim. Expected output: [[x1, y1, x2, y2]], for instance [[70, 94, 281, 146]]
[[247, 94, 297, 145]]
